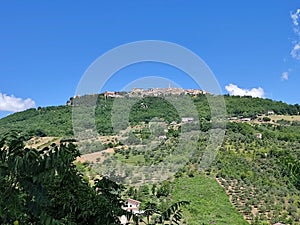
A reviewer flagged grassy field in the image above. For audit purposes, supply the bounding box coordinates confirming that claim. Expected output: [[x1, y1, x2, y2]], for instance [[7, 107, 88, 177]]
[[268, 114, 300, 122], [172, 174, 249, 225]]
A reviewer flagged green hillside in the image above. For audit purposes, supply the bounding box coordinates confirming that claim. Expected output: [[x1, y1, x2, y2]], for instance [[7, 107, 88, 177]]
[[0, 106, 73, 138], [1, 94, 300, 224], [0, 94, 299, 138], [172, 175, 249, 225]]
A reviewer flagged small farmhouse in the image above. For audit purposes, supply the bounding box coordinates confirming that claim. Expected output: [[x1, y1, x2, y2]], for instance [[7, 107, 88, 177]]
[[240, 117, 251, 122], [181, 117, 194, 123], [256, 133, 262, 139], [267, 110, 275, 115], [123, 198, 142, 214]]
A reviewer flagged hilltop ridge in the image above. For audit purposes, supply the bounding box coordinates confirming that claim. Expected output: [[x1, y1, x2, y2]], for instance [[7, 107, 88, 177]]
[[1, 92, 299, 138]]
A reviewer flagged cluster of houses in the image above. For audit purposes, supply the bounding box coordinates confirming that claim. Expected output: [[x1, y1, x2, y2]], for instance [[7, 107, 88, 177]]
[[229, 110, 275, 123], [103, 87, 208, 98], [129, 87, 208, 97], [66, 88, 209, 105]]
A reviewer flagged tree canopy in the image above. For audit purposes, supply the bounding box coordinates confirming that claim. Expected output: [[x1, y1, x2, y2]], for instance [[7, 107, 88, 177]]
[[0, 132, 125, 225]]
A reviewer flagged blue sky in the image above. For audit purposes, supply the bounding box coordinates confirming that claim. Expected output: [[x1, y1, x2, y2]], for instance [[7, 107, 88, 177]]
[[0, 1, 300, 117]]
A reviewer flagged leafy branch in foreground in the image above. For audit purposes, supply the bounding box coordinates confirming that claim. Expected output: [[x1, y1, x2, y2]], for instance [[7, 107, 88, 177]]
[[0, 132, 125, 225], [132, 200, 189, 225]]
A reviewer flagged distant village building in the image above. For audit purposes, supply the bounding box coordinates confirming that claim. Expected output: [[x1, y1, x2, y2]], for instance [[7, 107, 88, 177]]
[[181, 117, 194, 123], [131, 88, 144, 94], [159, 135, 167, 140], [66, 96, 80, 106], [66, 99, 72, 106], [267, 110, 275, 115], [256, 133, 262, 139], [170, 121, 177, 125], [185, 89, 208, 96], [104, 91, 122, 98], [240, 118, 251, 122]]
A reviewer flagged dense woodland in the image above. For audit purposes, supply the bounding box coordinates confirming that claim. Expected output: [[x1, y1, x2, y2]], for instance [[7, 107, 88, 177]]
[[0, 94, 300, 224]]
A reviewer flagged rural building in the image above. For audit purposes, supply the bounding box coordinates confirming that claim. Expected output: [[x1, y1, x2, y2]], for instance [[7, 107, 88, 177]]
[[185, 89, 208, 96], [256, 133, 262, 139], [123, 198, 143, 214], [267, 110, 275, 115], [104, 91, 122, 98], [181, 117, 194, 123], [159, 135, 167, 140], [170, 121, 177, 125], [240, 118, 251, 122]]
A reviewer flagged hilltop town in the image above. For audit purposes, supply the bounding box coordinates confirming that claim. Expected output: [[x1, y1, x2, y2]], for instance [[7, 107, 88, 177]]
[[66, 87, 209, 106], [105, 87, 209, 98]]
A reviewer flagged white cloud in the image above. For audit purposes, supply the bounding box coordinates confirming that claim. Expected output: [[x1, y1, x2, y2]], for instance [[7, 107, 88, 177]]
[[281, 72, 289, 81], [291, 43, 300, 59], [0, 92, 36, 112], [291, 9, 300, 26], [225, 84, 265, 98], [290, 9, 300, 60]]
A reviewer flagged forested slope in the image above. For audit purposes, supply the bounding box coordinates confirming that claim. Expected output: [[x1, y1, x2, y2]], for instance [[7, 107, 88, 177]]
[[0, 94, 299, 138]]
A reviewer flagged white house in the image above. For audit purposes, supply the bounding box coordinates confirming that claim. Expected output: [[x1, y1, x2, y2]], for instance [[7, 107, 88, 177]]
[[181, 117, 194, 123], [256, 133, 262, 139], [170, 121, 177, 125], [123, 198, 143, 214], [159, 135, 167, 140], [240, 117, 251, 122], [104, 91, 123, 98]]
